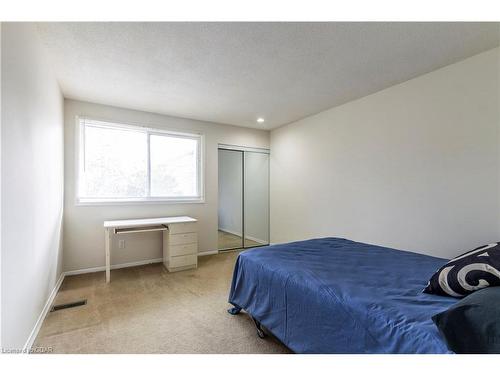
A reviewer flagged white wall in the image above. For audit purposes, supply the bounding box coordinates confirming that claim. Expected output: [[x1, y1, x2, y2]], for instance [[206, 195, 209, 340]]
[[271, 48, 499, 259], [218, 149, 243, 235], [1, 23, 64, 349], [64, 100, 269, 272]]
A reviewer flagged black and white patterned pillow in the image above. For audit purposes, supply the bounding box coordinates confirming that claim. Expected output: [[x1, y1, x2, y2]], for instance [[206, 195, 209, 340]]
[[424, 243, 500, 298]]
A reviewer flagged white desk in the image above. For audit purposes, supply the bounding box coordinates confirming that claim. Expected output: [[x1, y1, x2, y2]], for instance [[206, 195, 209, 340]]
[[103, 216, 198, 283]]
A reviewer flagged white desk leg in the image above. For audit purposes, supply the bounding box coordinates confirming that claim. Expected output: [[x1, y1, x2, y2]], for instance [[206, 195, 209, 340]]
[[105, 228, 111, 283]]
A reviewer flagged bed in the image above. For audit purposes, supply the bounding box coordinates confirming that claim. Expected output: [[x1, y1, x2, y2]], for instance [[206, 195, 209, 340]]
[[228, 237, 457, 353]]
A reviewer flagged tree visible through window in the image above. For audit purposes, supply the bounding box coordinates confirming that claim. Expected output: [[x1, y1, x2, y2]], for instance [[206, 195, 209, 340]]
[[77, 118, 202, 203]]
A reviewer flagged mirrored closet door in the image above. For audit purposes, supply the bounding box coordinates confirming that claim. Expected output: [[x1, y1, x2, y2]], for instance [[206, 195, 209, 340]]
[[243, 151, 269, 248], [218, 146, 269, 251], [217, 149, 243, 250]]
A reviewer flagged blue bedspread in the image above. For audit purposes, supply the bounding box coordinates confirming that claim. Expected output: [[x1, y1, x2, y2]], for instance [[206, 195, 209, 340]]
[[228, 237, 457, 353]]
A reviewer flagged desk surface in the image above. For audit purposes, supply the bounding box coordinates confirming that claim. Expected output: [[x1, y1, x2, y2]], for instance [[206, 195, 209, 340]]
[[104, 216, 197, 228]]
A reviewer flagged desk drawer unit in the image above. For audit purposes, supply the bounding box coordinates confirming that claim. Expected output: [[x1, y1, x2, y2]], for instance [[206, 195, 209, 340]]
[[163, 221, 198, 272], [169, 254, 197, 269], [169, 232, 197, 246], [168, 222, 198, 234], [170, 243, 197, 257]]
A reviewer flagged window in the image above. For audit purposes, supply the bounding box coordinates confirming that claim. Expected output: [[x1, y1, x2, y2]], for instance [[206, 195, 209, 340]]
[[77, 118, 203, 204]]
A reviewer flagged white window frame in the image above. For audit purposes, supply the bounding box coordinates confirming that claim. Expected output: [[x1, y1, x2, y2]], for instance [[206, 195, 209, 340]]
[[75, 116, 205, 205]]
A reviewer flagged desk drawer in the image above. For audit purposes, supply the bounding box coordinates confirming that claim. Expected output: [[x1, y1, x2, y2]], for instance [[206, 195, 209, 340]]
[[170, 243, 197, 257], [169, 232, 197, 245], [168, 222, 197, 234], [169, 254, 197, 269]]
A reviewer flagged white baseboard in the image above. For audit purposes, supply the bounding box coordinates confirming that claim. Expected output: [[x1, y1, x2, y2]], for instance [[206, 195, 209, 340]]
[[64, 251, 221, 275], [64, 258, 163, 276], [23, 272, 65, 352], [219, 228, 267, 245], [218, 227, 242, 237], [245, 235, 267, 245]]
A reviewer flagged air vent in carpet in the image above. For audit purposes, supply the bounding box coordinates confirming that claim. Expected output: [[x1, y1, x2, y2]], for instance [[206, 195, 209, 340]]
[[50, 299, 87, 312]]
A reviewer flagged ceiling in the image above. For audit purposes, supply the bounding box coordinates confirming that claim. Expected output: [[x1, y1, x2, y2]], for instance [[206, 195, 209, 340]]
[[36, 22, 500, 129]]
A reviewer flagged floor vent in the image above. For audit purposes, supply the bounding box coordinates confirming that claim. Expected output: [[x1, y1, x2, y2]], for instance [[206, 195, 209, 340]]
[[50, 299, 87, 312]]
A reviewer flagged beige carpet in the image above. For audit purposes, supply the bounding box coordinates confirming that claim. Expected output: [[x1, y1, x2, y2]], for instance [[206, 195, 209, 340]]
[[34, 251, 290, 354]]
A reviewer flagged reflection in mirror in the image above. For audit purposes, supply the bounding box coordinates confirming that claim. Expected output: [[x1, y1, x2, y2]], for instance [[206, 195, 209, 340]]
[[244, 152, 269, 248], [217, 149, 243, 250]]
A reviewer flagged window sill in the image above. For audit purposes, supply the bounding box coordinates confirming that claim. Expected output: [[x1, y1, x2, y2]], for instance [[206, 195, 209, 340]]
[[75, 198, 205, 206]]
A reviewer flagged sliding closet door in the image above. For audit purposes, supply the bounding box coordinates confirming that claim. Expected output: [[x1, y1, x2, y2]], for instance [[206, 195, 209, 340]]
[[244, 151, 270, 248], [218, 149, 243, 250]]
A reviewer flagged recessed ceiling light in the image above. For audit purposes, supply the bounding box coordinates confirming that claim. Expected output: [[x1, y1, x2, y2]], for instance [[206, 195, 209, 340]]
[[257, 118, 265, 123]]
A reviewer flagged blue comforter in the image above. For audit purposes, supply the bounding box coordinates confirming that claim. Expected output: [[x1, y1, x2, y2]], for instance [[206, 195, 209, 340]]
[[228, 237, 456, 353]]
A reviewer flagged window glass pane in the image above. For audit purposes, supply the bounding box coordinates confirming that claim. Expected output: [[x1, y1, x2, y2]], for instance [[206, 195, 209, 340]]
[[150, 134, 198, 197], [81, 125, 148, 198]]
